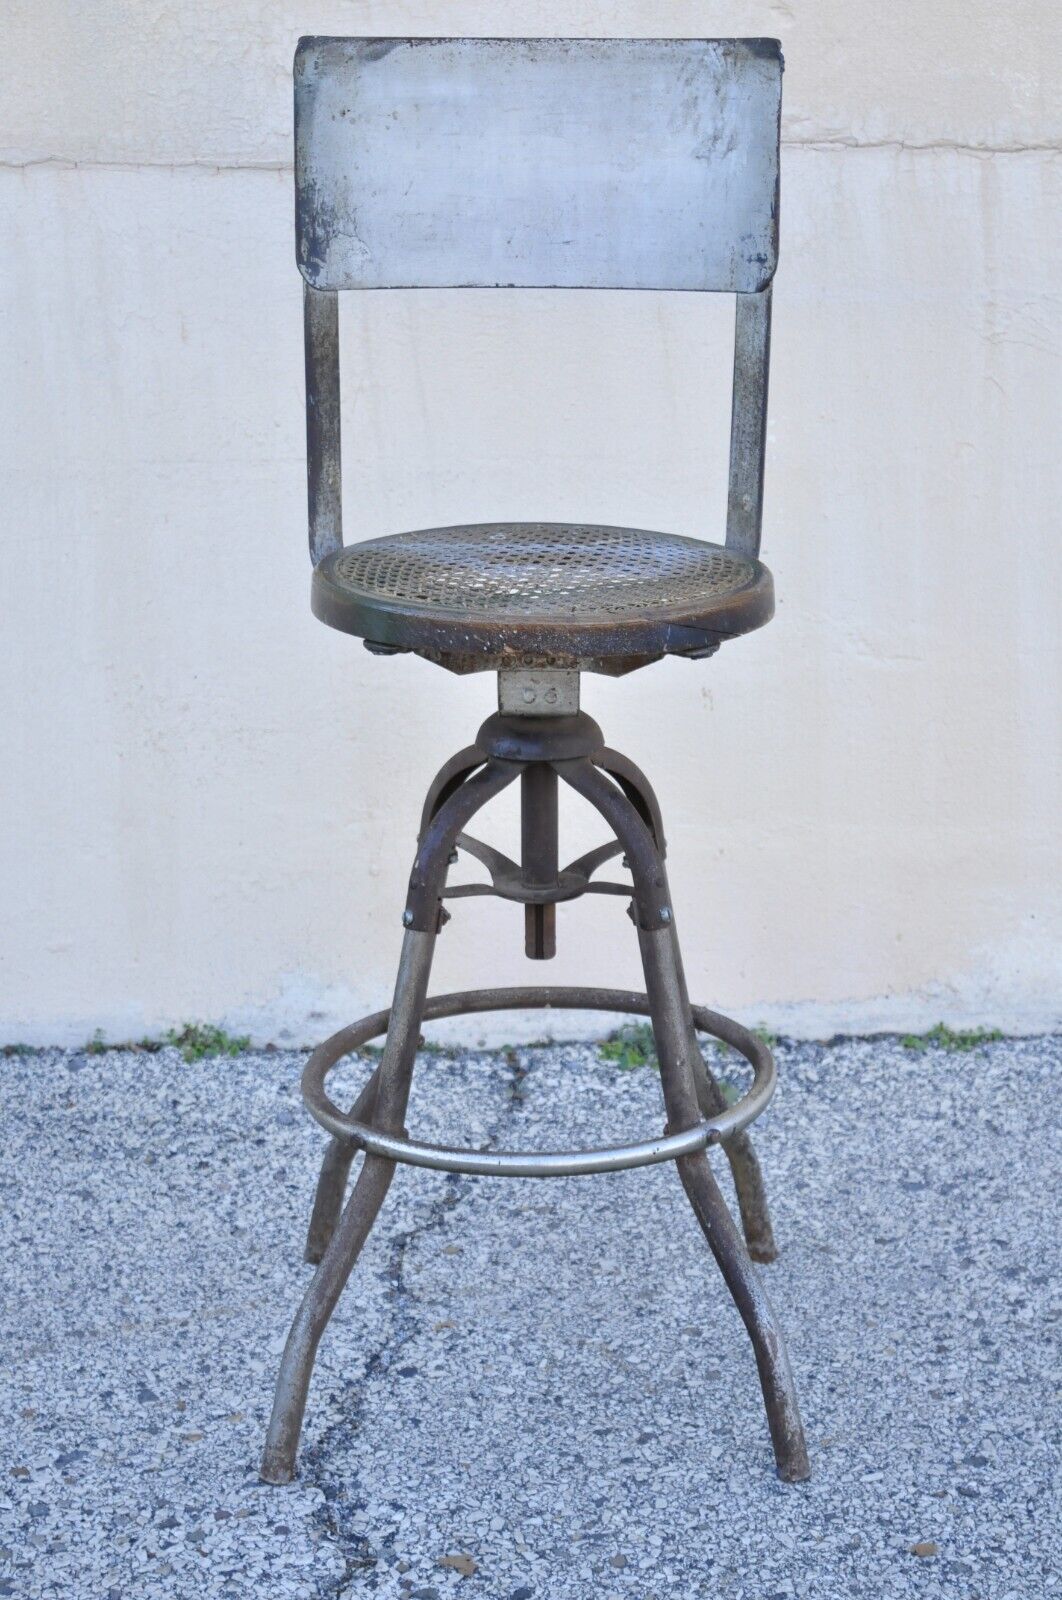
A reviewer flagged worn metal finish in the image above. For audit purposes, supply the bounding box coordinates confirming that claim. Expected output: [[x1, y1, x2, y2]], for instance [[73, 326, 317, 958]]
[[299, 986, 775, 1176], [302, 284, 342, 565], [261, 928, 435, 1485], [521, 764, 559, 958], [295, 38, 783, 678], [276, 37, 799, 1483], [639, 921, 809, 1481], [444, 830, 626, 908], [498, 668, 580, 717], [295, 37, 782, 294], [556, 759, 670, 931], [312, 523, 773, 667], [417, 745, 484, 841], [596, 746, 667, 856], [264, 704, 807, 1483], [476, 709, 603, 765], [404, 759, 521, 932], [303, 1061, 380, 1265], [726, 286, 773, 559], [692, 1058, 777, 1264]]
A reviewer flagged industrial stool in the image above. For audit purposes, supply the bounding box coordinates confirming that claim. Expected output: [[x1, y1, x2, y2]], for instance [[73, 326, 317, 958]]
[[262, 35, 809, 1486]]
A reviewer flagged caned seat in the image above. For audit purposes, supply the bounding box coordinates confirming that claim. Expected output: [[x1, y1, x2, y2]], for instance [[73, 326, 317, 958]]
[[312, 522, 774, 671]]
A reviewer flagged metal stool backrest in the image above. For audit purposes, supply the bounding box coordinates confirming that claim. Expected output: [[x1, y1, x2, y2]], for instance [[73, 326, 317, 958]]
[[293, 37, 782, 567]]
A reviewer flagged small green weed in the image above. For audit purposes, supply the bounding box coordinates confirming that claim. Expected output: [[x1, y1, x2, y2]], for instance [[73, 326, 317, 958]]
[[600, 1022, 658, 1070], [165, 1023, 252, 1062], [901, 1023, 1004, 1053]]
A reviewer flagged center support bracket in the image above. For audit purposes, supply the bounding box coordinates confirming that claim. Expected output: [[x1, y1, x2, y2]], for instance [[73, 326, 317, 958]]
[[497, 667, 580, 717]]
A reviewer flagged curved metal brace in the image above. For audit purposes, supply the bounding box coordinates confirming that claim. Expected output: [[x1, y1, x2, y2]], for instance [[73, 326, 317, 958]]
[[556, 759, 668, 930], [406, 759, 522, 930], [418, 746, 489, 841], [454, 831, 520, 883], [562, 838, 625, 881], [594, 748, 666, 855], [301, 986, 775, 1177]]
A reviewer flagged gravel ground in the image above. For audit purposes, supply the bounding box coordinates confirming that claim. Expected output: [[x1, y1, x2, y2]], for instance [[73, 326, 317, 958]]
[[1, 1031, 1058, 1600]]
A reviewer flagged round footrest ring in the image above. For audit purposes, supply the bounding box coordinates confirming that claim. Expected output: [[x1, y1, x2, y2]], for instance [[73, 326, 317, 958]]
[[301, 987, 775, 1179]]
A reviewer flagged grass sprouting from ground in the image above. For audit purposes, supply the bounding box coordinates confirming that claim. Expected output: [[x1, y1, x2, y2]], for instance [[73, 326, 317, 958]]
[[164, 1024, 252, 1062], [901, 1023, 1004, 1052], [599, 1022, 658, 1070]]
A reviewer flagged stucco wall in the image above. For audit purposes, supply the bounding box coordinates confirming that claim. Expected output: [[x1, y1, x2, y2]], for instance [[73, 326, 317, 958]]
[[1, 2, 1059, 1045]]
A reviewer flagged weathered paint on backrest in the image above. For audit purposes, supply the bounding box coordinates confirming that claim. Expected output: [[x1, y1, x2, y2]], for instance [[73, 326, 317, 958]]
[[294, 37, 782, 293]]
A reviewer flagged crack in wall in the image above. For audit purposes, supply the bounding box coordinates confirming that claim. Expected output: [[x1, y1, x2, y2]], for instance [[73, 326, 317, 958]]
[[1, 136, 1059, 174], [298, 1046, 531, 1597]]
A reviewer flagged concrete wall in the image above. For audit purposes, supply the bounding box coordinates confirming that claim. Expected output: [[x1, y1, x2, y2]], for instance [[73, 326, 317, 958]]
[[1, 2, 1059, 1046]]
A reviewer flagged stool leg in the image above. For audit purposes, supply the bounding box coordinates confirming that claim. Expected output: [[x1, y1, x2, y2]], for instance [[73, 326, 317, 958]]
[[303, 1064, 379, 1264], [303, 754, 518, 1265], [260, 929, 433, 1484], [560, 757, 808, 1482], [591, 750, 777, 1261], [692, 1057, 777, 1264], [263, 756, 522, 1484], [639, 922, 809, 1481]]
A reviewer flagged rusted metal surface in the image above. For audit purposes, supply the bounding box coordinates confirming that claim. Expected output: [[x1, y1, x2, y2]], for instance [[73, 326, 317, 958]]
[[261, 929, 435, 1486], [295, 37, 781, 293], [302, 1062, 380, 1264], [302, 283, 342, 564], [596, 747, 667, 856], [556, 758, 670, 932], [403, 759, 521, 932], [416, 745, 484, 841], [270, 35, 801, 1487], [264, 704, 807, 1483], [692, 1058, 778, 1264], [726, 285, 773, 560], [311, 522, 773, 668], [295, 37, 784, 676], [299, 987, 776, 1176], [475, 709, 603, 764], [638, 918, 808, 1482], [521, 764, 558, 958], [498, 668, 580, 717]]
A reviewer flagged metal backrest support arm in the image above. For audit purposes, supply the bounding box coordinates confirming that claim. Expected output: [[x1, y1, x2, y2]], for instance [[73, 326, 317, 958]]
[[304, 283, 342, 564], [725, 286, 773, 560]]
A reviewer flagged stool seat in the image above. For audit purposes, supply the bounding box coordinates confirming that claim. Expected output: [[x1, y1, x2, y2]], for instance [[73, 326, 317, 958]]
[[311, 522, 774, 671]]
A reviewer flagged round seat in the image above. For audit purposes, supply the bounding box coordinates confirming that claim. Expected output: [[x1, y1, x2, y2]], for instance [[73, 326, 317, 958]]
[[311, 521, 773, 672]]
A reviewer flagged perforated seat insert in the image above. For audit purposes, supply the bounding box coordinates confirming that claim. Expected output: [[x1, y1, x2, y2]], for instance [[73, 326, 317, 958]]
[[327, 523, 756, 619]]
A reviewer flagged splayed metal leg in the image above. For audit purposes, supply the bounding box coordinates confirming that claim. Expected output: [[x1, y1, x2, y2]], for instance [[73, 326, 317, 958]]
[[692, 1055, 778, 1263], [260, 930, 432, 1485], [562, 756, 808, 1482], [302, 1066, 380, 1265], [262, 757, 521, 1485], [639, 921, 809, 1482]]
